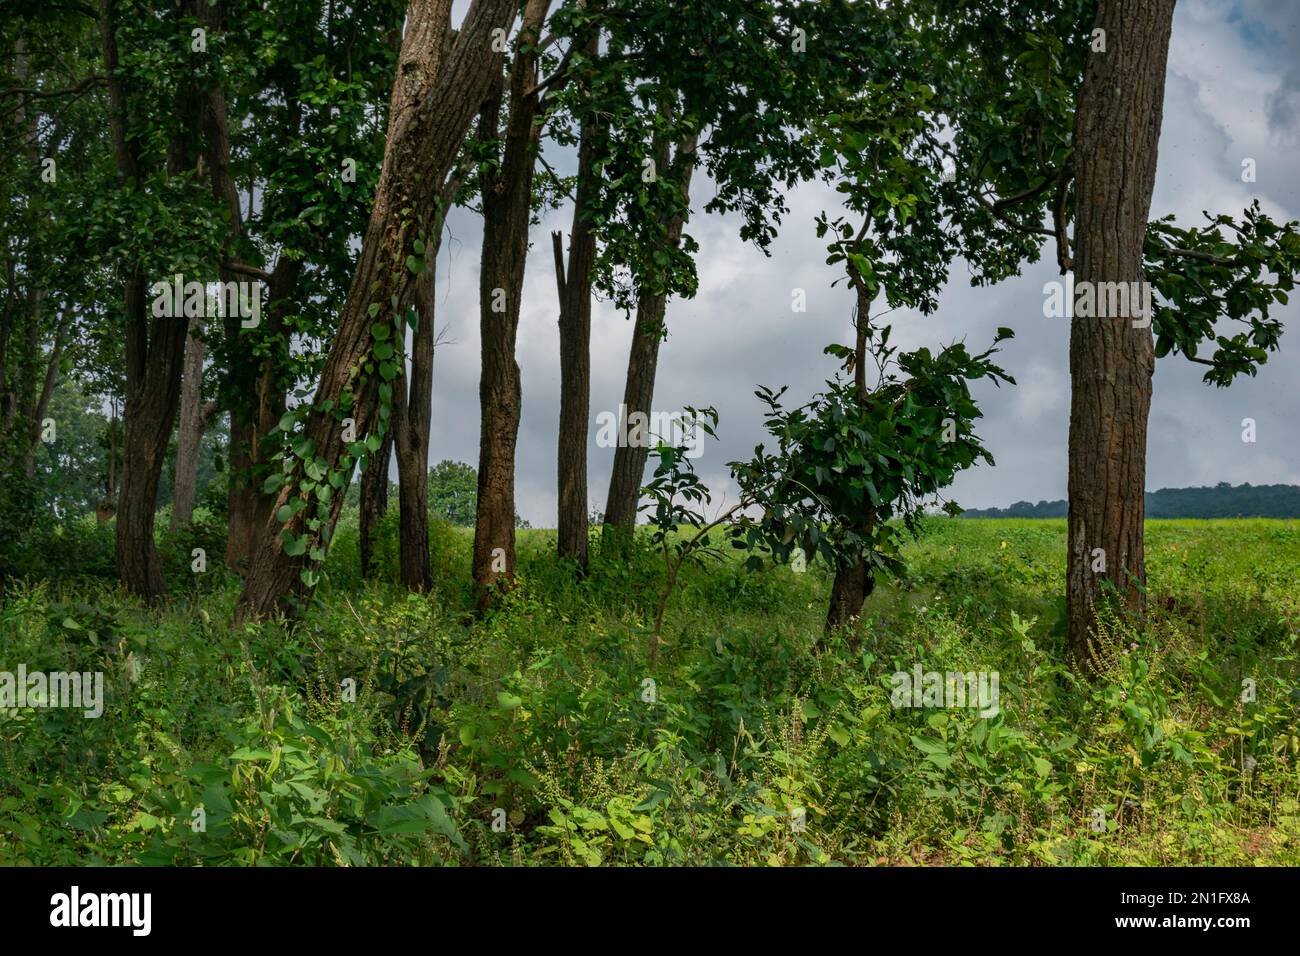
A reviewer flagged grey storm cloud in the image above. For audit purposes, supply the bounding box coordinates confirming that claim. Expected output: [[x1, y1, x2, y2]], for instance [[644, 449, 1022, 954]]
[[419, 0, 1300, 526]]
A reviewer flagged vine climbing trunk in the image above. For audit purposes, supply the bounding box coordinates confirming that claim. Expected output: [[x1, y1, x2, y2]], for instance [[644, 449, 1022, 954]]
[[234, 0, 517, 622], [1065, 0, 1174, 672]]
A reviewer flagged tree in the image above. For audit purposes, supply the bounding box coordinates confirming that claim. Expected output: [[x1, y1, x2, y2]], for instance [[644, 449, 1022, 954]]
[[427, 460, 479, 525], [931, 0, 1300, 667], [732, 334, 1013, 642], [98, 0, 226, 602], [1064, 0, 1174, 668], [235, 0, 519, 621], [171, 313, 217, 531], [601, 126, 697, 536]]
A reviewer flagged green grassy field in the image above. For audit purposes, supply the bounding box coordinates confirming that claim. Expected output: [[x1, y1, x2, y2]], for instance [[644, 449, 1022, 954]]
[[2, 517, 1297, 865]]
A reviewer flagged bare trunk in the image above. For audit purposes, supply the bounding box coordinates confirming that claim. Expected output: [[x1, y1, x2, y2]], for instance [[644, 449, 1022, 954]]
[[393, 234, 440, 592], [604, 132, 698, 535], [554, 42, 600, 572], [171, 315, 205, 530], [471, 0, 552, 607], [117, 272, 191, 602], [358, 431, 392, 578], [826, 558, 874, 636], [1065, 0, 1174, 671]]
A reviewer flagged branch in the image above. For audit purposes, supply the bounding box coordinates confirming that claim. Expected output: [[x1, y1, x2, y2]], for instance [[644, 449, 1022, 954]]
[[1053, 164, 1073, 273], [992, 167, 1059, 210], [537, 149, 575, 202], [551, 230, 567, 307], [976, 190, 1055, 239], [0, 75, 106, 101], [224, 260, 272, 282], [1159, 246, 1243, 268]]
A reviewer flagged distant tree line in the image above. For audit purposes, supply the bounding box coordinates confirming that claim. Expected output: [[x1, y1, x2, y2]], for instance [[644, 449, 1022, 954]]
[[962, 483, 1300, 519]]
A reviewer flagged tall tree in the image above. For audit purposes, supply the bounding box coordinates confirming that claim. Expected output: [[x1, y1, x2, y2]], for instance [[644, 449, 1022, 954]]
[[602, 127, 697, 535], [471, 0, 558, 607], [932, 0, 1300, 666], [100, 0, 218, 601], [552, 51, 598, 571], [392, 225, 443, 591], [1064, 0, 1175, 667], [235, 0, 518, 621]]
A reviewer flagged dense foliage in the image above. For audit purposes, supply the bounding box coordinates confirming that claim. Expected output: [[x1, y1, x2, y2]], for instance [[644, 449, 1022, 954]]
[[1, 517, 1297, 865]]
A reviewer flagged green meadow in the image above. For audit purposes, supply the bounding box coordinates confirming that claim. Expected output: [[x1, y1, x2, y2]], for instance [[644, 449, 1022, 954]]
[[2, 517, 1297, 866]]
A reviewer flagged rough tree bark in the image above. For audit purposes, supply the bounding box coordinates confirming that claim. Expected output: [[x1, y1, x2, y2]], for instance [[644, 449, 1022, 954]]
[[1065, 0, 1175, 671], [392, 233, 441, 592], [553, 35, 601, 572], [102, 0, 203, 602], [603, 131, 698, 536], [471, 0, 553, 607], [236, 0, 517, 622], [170, 315, 206, 530], [358, 431, 392, 578]]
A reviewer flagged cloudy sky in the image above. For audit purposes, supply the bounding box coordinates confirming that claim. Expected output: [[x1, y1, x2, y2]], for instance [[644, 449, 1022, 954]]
[[422, 0, 1300, 526]]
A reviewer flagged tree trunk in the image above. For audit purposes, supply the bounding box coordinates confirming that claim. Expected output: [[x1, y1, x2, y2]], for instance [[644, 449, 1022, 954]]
[[225, 260, 299, 572], [171, 315, 205, 531], [826, 285, 876, 634], [116, 289, 190, 601], [603, 132, 698, 535], [236, 0, 516, 622], [826, 557, 875, 635], [471, 0, 552, 607], [1065, 0, 1174, 671], [102, 0, 203, 602], [393, 234, 441, 592], [358, 430, 392, 578], [554, 42, 600, 572]]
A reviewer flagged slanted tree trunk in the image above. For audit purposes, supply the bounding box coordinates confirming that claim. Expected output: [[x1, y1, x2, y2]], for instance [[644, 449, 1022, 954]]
[[471, 0, 553, 607], [1065, 0, 1174, 671], [236, 0, 517, 622], [358, 431, 392, 578], [825, 285, 876, 635], [603, 131, 698, 536], [171, 315, 206, 531]]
